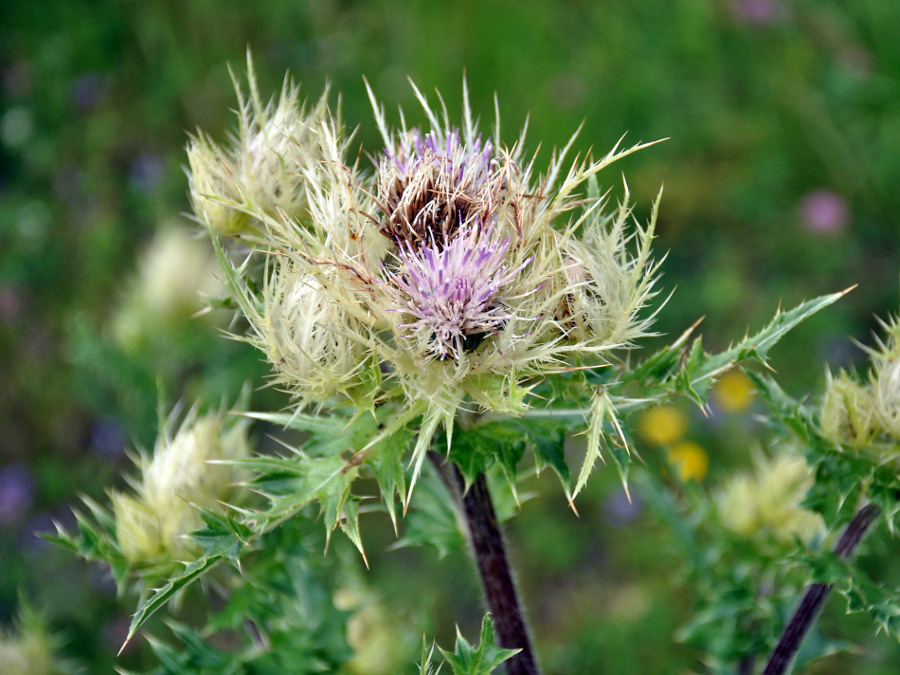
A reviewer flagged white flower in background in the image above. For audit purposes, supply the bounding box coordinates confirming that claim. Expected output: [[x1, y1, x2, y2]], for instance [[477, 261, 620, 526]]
[[0, 610, 57, 675], [113, 406, 250, 565], [716, 453, 824, 546], [112, 223, 224, 350]]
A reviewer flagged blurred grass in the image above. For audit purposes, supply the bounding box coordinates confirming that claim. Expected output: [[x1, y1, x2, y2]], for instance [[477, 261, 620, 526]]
[[2, 0, 900, 671]]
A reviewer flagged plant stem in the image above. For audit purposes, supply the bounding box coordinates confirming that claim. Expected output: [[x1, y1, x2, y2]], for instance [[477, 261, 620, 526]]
[[762, 503, 881, 675], [428, 452, 540, 675]]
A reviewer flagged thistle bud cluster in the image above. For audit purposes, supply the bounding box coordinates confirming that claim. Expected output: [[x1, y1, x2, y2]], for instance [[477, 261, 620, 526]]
[[112, 407, 250, 566], [820, 314, 900, 453], [189, 61, 662, 456]]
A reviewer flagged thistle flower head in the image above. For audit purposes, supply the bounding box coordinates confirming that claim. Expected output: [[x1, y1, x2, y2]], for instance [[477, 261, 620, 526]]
[[388, 225, 524, 361], [113, 406, 250, 566], [200, 68, 664, 499], [376, 126, 504, 247]]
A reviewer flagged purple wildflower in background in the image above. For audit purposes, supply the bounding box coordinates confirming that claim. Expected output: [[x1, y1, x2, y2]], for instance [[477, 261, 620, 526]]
[[799, 189, 848, 234], [129, 153, 164, 193], [734, 0, 779, 26], [90, 417, 126, 461], [0, 463, 35, 526], [71, 72, 109, 112], [391, 226, 524, 360]]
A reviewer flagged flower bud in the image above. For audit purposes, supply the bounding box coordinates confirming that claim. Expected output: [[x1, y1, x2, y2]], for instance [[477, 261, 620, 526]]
[[820, 370, 879, 448], [254, 260, 373, 405], [0, 613, 56, 675], [112, 224, 224, 351], [187, 66, 332, 236], [113, 408, 250, 566], [871, 355, 900, 440], [716, 454, 823, 546]]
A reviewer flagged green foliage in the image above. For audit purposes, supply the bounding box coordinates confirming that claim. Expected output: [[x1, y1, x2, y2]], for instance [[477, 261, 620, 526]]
[[437, 615, 519, 675], [9, 2, 900, 672]]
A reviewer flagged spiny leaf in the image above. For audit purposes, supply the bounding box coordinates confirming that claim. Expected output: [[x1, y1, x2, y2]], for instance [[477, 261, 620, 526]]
[[573, 389, 628, 499], [121, 554, 226, 654], [438, 614, 520, 675], [678, 290, 850, 399], [450, 422, 527, 493]]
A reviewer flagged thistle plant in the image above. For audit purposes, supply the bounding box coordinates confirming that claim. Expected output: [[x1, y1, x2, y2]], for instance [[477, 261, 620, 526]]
[[56, 57, 900, 674]]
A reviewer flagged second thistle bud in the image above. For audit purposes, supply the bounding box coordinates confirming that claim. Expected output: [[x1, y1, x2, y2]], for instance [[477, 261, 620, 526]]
[[820, 370, 879, 448], [113, 408, 251, 566]]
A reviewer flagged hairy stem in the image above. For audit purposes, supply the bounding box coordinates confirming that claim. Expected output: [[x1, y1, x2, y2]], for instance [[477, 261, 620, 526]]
[[762, 503, 881, 675], [428, 452, 540, 675]]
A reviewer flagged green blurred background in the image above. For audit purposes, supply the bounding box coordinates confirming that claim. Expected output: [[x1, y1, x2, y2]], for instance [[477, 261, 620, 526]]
[[2, 0, 900, 672]]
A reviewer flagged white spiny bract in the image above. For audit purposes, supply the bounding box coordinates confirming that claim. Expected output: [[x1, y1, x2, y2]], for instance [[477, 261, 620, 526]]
[[192, 64, 663, 497], [820, 313, 900, 455], [186, 56, 333, 238]]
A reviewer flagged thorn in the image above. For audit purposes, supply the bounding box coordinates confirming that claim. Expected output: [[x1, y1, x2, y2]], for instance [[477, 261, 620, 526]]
[[117, 634, 133, 657]]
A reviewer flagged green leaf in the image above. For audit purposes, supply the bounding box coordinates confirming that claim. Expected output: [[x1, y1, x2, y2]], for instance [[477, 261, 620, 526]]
[[629, 290, 849, 406], [573, 389, 629, 498], [123, 553, 226, 653], [418, 636, 443, 675], [393, 464, 465, 558], [450, 422, 527, 491], [438, 614, 520, 675]]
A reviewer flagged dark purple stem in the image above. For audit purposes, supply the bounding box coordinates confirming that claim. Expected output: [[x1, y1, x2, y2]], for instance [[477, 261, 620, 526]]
[[762, 503, 881, 675], [428, 452, 540, 675]]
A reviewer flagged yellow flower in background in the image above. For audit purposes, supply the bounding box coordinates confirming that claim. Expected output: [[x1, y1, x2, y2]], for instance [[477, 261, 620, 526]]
[[666, 441, 709, 482], [713, 369, 755, 413], [638, 405, 688, 446]]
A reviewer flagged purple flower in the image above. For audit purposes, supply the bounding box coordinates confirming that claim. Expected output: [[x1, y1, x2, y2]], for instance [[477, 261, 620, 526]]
[[90, 417, 126, 461], [129, 152, 164, 193], [390, 226, 524, 360], [0, 463, 35, 526], [799, 189, 848, 234], [378, 127, 502, 246], [733, 0, 779, 26], [71, 72, 109, 112]]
